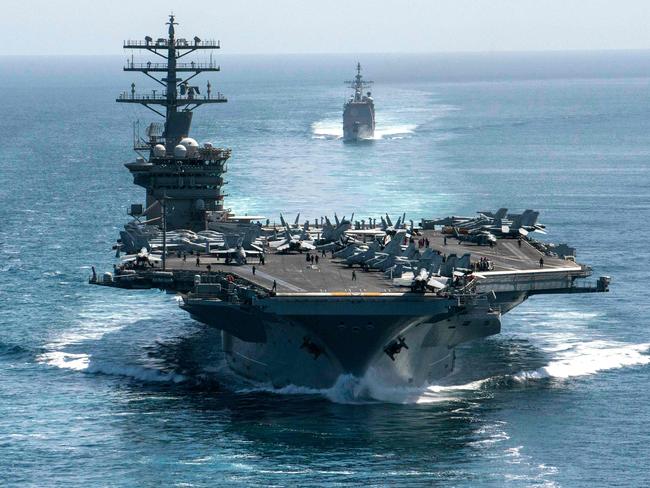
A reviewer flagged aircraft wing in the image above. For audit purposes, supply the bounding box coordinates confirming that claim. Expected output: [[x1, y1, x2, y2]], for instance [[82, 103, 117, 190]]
[[269, 239, 286, 249], [346, 229, 386, 237], [427, 277, 449, 289]]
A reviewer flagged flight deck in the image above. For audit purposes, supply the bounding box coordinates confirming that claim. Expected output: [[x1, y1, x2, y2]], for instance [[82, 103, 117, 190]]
[[156, 230, 583, 295]]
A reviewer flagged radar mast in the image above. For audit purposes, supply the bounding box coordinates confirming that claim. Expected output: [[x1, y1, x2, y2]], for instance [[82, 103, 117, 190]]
[[346, 62, 374, 102], [118, 13, 227, 150]]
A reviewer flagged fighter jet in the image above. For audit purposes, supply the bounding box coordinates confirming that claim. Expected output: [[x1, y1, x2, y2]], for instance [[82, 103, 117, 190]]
[[279, 213, 302, 230], [380, 213, 407, 235], [503, 209, 546, 236], [480, 209, 546, 237], [317, 215, 352, 243], [453, 228, 497, 246], [349, 230, 407, 267], [344, 240, 382, 266], [120, 247, 162, 268], [213, 231, 264, 264], [270, 227, 316, 253]]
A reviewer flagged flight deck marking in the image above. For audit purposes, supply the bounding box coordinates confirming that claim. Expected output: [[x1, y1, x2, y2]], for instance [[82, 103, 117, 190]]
[[242, 266, 305, 292], [502, 240, 530, 262]]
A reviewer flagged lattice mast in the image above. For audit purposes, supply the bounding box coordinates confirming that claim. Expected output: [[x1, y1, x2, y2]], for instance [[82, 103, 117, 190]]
[[118, 14, 226, 149]]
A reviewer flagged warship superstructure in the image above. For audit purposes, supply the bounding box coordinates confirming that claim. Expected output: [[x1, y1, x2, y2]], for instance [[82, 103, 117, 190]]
[[91, 17, 610, 390], [116, 14, 229, 233], [342, 63, 375, 141]]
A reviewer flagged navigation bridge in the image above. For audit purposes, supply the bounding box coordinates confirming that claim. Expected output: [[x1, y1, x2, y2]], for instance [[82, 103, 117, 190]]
[[117, 15, 230, 230]]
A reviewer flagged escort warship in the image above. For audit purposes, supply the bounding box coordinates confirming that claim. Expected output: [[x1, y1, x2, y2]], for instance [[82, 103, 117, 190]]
[[91, 16, 610, 390], [342, 63, 375, 141]]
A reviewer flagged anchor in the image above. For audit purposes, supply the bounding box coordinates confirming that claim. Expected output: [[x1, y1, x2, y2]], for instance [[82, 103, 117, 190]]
[[384, 336, 409, 361], [300, 336, 323, 360]]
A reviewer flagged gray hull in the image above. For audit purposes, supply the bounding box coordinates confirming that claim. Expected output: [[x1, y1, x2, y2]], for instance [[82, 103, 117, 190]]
[[343, 101, 375, 141], [183, 294, 502, 389]]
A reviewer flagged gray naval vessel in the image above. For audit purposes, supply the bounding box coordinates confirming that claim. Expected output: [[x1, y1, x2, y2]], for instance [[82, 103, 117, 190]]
[[91, 16, 610, 389], [342, 63, 375, 141]]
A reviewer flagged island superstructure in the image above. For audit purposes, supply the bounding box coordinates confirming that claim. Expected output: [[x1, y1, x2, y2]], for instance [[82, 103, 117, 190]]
[[117, 14, 229, 232], [343, 63, 375, 141], [91, 16, 610, 390]]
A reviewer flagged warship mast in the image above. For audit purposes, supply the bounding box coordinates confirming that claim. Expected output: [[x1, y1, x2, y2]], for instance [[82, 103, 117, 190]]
[[117, 14, 230, 230], [347, 62, 373, 102]]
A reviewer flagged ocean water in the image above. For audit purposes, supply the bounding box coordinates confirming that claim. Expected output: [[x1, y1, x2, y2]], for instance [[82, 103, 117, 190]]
[[1, 52, 650, 486]]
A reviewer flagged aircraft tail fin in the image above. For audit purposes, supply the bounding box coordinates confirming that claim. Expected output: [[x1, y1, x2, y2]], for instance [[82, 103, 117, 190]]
[[494, 207, 508, 222], [521, 210, 539, 227], [384, 230, 406, 254]]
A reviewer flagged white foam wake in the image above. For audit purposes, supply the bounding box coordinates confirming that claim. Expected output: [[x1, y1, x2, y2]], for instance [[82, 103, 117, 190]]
[[239, 371, 490, 405], [37, 295, 187, 384], [237, 337, 650, 404], [513, 341, 650, 381], [510, 308, 650, 382], [38, 351, 90, 371], [311, 120, 417, 140], [36, 350, 187, 383]]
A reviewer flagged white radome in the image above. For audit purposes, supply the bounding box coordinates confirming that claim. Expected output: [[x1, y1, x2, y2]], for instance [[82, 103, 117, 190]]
[[153, 144, 166, 157], [179, 137, 199, 156], [174, 144, 187, 158]]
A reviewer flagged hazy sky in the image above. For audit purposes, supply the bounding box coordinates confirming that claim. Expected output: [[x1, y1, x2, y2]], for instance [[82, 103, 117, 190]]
[[4, 0, 650, 55]]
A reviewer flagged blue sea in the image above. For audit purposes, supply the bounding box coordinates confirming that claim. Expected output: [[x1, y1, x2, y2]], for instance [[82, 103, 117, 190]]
[[1, 51, 650, 486]]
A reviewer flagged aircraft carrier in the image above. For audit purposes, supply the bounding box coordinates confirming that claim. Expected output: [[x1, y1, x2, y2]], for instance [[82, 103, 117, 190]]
[[342, 63, 375, 141], [91, 16, 610, 389]]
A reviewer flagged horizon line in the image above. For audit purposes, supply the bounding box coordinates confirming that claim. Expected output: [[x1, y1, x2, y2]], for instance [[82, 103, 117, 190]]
[[2, 47, 650, 58]]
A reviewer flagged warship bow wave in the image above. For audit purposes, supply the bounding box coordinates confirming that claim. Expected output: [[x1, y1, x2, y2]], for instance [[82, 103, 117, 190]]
[[343, 63, 375, 141], [91, 16, 610, 390]]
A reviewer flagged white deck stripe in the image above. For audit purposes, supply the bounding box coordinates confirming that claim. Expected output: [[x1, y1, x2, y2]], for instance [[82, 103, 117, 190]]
[[240, 266, 306, 292]]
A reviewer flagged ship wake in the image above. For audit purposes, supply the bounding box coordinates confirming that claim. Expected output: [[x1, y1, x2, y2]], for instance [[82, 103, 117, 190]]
[[512, 340, 650, 381], [312, 120, 417, 140]]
